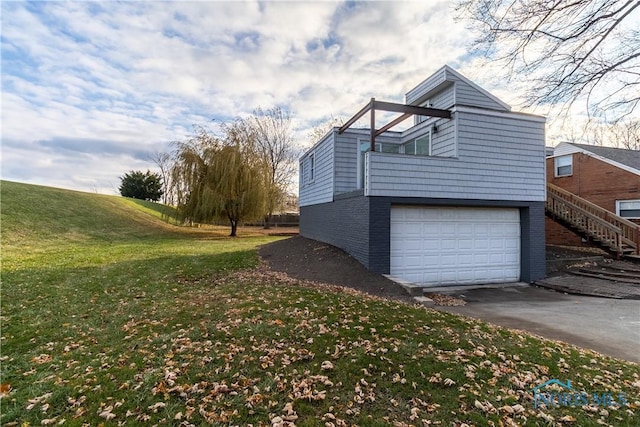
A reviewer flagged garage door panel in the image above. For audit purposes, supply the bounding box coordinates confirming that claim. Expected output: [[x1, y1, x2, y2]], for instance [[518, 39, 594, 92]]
[[505, 239, 519, 249], [390, 206, 520, 286], [505, 253, 519, 263], [473, 253, 489, 264], [474, 240, 489, 250], [458, 239, 473, 250], [440, 239, 457, 250]]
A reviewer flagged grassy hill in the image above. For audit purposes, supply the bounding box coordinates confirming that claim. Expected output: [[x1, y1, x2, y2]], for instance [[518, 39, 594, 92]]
[[1, 180, 180, 249], [1, 181, 639, 426], [0, 181, 272, 272]]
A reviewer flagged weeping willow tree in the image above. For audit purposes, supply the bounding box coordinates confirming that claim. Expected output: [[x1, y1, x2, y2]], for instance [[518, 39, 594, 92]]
[[170, 125, 268, 236]]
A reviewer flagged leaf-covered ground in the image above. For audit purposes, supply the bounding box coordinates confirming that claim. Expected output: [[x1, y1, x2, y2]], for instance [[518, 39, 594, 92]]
[[3, 260, 639, 426], [1, 181, 638, 426]]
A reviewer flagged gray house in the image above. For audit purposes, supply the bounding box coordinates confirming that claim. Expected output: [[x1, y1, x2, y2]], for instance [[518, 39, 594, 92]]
[[299, 65, 546, 286]]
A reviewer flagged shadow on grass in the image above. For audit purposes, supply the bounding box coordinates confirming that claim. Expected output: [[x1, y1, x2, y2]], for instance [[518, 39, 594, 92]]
[[125, 198, 180, 223]]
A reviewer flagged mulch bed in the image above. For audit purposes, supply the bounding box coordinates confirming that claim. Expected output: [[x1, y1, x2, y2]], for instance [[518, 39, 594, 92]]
[[258, 236, 415, 304]]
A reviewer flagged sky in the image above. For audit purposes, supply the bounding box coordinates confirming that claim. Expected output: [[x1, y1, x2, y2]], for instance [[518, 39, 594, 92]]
[[1, 0, 637, 195]]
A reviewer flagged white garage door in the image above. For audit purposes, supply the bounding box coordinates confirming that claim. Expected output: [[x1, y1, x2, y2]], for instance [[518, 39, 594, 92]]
[[390, 206, 520, 285]]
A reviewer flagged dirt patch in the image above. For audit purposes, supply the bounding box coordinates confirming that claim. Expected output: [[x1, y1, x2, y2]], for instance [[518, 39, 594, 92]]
[[258, 236, 414, 304], [545, 244, 611, 275], [545, 244, 609, 260]]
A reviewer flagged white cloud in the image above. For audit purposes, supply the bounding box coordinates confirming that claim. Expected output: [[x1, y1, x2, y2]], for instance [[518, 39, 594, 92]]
[[2, 0, 616, 196]]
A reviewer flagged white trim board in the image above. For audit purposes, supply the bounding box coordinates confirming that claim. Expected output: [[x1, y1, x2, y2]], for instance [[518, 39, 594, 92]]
[[551, 142, 640, 177]]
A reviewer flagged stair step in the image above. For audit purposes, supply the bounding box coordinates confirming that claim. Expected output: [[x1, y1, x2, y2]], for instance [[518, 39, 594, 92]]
[[545, 190, 640, 258], [569, 270, 640, 284], [574, 268, 640, 280]]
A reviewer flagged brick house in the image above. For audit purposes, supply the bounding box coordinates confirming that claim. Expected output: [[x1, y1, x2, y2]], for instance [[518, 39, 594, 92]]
[[546, 142, 640, 246]]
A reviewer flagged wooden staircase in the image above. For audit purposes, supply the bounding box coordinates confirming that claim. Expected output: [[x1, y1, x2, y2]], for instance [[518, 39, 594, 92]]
[[546, 183, 640, 257]]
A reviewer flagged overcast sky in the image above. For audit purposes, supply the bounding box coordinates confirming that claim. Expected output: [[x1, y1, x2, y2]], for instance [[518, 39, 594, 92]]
[[1, 1, 631, 195]]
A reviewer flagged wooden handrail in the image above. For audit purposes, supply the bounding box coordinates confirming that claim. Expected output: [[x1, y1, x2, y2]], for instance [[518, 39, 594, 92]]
[[546, 182, 639, 256]]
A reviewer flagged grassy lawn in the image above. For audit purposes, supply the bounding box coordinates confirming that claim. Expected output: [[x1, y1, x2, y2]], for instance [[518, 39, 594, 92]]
[[1, 180, 639, 426]]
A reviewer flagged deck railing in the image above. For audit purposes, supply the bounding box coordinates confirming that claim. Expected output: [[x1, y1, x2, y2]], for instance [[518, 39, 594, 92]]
[[546, 183, 640, 256]]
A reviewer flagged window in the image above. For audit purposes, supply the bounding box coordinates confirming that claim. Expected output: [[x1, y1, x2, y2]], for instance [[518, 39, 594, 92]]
[[554, 155, 573, 177], [375, 142, 400, 153], [302, 153, 314, 184], [403, 133, 431, 156], [617, 200, 640, 219]]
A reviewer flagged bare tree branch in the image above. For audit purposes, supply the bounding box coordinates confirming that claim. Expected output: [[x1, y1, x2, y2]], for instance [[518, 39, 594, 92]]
[[457, 0, 640, 122]]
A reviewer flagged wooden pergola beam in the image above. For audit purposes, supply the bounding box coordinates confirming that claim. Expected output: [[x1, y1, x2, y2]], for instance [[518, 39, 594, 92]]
[[337, 99, 451, 150], [375, 113, 412, 137], [338, 99, 373, 134], [373, 100, 451, 119]]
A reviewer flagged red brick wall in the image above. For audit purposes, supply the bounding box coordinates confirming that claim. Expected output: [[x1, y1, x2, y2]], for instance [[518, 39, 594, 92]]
[[546, 153, 640, 245], [546, 153, 640, 211], [545, 217, 592, 247]]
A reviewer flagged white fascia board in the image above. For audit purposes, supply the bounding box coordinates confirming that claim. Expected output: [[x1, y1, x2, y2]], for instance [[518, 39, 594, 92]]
[[405, 65, 448, 103], [451, 105, 546, 123]]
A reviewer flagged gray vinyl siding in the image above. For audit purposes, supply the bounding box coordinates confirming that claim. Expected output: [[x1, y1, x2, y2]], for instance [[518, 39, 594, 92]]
[[431, 118, 456, 157], [450, 74, 508, 111], [401, 119, 456, 158], [366, 111, 546, 201], [420, 85, 454, 110], [405, 71, 447, 105], [334, 131, 359, 194], [299, 133, 334, 207], [334, 129, 402, 195], [405, 66, 508, 112], [413, 86, 455, 125]]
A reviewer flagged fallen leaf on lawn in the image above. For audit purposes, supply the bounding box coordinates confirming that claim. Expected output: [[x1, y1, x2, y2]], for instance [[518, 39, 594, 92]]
[[31, 354, 52, 364], [321, 361, 334, 371], [0, 383, 11, 398], [98, 408, 115, 420], [148, 402, 166, 412]]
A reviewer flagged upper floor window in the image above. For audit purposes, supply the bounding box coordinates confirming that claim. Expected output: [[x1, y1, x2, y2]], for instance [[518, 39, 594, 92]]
[[403, 134, 431, 156], [554, 155, 573, 177], [617, 200, 640, 219], [375, 142, 400, 153], [302, 153, 315, 184]]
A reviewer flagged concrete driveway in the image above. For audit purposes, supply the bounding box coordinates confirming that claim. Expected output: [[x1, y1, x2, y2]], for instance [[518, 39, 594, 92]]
[[430, 285, 640, 363]]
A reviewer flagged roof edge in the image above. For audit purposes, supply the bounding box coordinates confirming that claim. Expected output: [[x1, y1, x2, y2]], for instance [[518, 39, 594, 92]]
[[553, 142, 640, 177]]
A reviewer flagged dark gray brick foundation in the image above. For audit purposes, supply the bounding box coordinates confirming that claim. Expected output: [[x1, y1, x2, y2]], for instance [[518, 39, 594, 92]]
[[300, 195, 546, 282]]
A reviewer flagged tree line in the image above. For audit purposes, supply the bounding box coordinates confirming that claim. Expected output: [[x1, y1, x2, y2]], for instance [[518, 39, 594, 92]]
[[120, 107, 297, 236]]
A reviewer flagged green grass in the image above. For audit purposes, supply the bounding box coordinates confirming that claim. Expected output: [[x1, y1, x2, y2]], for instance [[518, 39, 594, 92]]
[[1, 180, 639, 426]]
